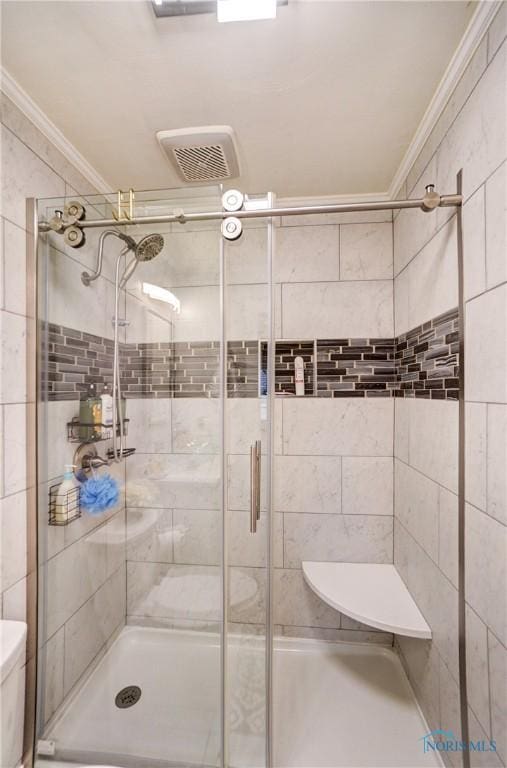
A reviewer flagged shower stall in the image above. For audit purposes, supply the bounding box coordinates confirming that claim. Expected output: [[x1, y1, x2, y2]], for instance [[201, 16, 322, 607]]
[[32, 182, 463, 768]]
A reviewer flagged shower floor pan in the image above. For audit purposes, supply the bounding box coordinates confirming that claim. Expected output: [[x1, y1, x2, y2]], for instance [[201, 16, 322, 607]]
[[40, 626, 441, 768]]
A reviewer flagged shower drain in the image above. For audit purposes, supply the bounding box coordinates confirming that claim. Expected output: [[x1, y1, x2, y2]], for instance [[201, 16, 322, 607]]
[[115, 685, 142, 709]]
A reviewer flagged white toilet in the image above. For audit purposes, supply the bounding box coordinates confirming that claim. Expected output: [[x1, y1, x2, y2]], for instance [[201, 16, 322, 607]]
[[0, 620, 27, 768]]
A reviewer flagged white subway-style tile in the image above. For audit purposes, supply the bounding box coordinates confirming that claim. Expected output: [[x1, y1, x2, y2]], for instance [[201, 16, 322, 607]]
[[228, 510, 282, 568], [487, 404, 507, 525], [394, 397, 410, 463], [43, 627, 64, 723], [173, 508, 221, 566], [397, 635, 441, 734], [466, 284, 507, 404], [63, 566, 125, 695], [465, 604, 491, 737], [0, 490, 27, 592], [274, 455, 341, 514], [437, 41, 506, 206], [342, 456, 393, 516], [438, 487, 459, 590], [395, 459, 439, 563], [282, 398, 394, 457], [126, 398, 172, 454], [0, 311, 27, 403], [126, 453, 221, 511], [485, 161, 506, 290], [126, 507, 173, 564], [339, 222, 393, 281], [282, 280, 393, 339], [465, 402, 487, 512], [488, 631, 507, 763], [273, 568, 341, 629], [407, 216, 458, 330], [408, 399, 458, 493], [172, 398, 220, 455], [275, 225, 339, 283], [465, 503, 507, 647], [283, 512, 392, 569], [462, 185, 486, 301], [225, 228, 268, 286], [2, 219, 27, 316], [0, 124, 65, 229]]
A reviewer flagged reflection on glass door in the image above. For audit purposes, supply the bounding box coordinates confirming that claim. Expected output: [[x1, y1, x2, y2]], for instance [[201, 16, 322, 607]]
[[36, 186, 228, 767], [224, 202, 274, 768]]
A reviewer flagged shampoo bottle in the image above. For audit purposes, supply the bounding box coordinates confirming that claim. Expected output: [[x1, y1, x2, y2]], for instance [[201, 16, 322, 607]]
[[79, 383, 102, 440], [295, 356, 305, 396], [101, 383, 113, 437]]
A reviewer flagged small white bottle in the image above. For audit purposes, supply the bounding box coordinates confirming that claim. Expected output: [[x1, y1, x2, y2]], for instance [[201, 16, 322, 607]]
[[54, 465, 79, 524], [101, 383, 114, 437], [295, 356, 305, 396]]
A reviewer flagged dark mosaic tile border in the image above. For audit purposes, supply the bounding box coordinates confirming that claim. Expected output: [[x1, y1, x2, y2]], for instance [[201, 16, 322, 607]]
[[317, 338, 396, 398], [43, 308, 459, 401], [392, 307, 459, 400]]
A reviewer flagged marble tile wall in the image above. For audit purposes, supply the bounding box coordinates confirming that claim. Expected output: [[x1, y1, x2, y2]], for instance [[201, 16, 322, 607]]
[[122, 201, 396, 641], [39, 249, 128, 729], [0, 90, 132, 757], [393, 10, 506, 766], [0, 92, 101, 761]]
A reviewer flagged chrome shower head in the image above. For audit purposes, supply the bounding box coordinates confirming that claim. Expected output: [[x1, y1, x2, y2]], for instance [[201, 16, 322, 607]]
[[135, 233, 164, 262], [119, 233, 164, 288]]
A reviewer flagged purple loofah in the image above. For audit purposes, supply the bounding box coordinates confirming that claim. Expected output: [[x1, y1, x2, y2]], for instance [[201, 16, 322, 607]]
[[80, 473, 120, 515]]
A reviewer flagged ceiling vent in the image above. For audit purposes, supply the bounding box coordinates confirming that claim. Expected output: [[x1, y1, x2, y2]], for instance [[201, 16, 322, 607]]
[[156, 126, 240, 184]]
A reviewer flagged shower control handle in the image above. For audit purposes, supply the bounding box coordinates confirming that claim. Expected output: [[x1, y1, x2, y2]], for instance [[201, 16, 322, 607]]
[[250, 440, 261, 533]]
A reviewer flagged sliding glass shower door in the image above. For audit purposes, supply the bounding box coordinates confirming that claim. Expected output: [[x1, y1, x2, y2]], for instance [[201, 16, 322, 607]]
[[35, 185, 273, 768], [223, 205, 275, 768]]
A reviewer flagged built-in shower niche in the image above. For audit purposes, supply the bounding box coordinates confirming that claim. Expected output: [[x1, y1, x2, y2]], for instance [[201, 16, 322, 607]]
[[258, 340, 315, 396]]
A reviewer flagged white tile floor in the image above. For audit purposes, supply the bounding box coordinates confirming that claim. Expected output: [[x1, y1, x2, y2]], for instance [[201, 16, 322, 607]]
[[39, 626, 441, 768]]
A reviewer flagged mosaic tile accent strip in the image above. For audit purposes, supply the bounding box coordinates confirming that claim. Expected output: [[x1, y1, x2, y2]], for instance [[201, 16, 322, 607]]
[[172, 341, 220, 398], [317, 338, 396, 398], [44, 323, 116, 401], [121, 342, 173, 398], [228, 341, 258, 398], [43, 309, 460, 401], [392, 307, 459, 400]]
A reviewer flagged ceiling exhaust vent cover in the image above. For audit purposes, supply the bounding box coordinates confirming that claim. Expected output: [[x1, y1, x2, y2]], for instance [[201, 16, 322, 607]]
[[156, 126, 240, 184]]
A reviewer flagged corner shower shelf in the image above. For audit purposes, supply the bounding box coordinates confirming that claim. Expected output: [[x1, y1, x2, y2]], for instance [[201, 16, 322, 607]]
[[302, 562, 432, 639], [67, 417, 129, 443]]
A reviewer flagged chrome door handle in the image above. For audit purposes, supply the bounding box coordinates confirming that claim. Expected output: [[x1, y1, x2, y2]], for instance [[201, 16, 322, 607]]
[[255, 440, 261, 521], [250, 440, 261, 533]]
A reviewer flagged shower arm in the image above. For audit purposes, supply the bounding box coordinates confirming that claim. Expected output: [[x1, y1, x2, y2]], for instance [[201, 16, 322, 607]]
[[81, 230, 135, 286]]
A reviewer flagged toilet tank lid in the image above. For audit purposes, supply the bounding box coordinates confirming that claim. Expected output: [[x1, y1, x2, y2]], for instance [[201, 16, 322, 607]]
[[0, 620, 27, 683]]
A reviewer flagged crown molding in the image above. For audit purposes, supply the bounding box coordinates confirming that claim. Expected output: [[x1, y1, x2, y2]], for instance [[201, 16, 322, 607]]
[[388, 1, 502, 199], [1, 66, 112, 193]]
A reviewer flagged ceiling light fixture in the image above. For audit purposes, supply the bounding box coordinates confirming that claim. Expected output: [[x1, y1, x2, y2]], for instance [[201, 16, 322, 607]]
[[151, 0, 286, 20], [217, 0, 277, 23], [142, 282, 181, 313]]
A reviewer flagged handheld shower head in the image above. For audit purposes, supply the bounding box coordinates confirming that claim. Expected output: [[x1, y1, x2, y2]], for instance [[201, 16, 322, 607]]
[[135, 234, 164, 262], [119, 233, 165, 288]]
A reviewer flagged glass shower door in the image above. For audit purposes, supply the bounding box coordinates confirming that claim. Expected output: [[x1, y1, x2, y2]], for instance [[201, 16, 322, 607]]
[[223, 203, 274, 768], [35, 186, 231, 768]]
